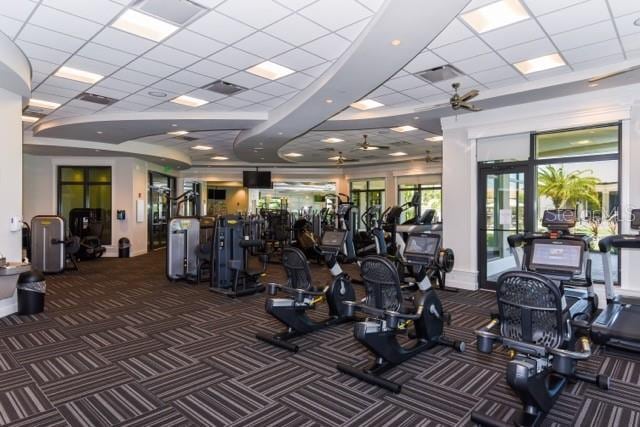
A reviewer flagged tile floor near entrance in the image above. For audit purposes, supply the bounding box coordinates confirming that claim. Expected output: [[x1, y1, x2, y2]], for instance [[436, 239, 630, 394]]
[[0, 251, 637, 426]]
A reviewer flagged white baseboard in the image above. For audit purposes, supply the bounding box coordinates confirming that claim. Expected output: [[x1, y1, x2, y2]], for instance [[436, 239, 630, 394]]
[[446, 269, 478, 291], [0, 294, 17, 318], [131, 249, 147, 257]]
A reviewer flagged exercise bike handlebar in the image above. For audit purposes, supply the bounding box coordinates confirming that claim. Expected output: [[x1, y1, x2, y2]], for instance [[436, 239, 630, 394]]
[[342, 292, 428, 328], [264, 282, 326, 300]]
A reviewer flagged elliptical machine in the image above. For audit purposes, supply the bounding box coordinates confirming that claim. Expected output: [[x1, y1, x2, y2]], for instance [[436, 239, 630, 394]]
[[256, 230, 355, 352], [336, 233, 465, 393]]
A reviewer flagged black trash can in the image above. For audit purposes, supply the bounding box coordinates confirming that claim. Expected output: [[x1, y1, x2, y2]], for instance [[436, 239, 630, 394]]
[[17, 270, 46, 315], [118, 237, 130, 258]]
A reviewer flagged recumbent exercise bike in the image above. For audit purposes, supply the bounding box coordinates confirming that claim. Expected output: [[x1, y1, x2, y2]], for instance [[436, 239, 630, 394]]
[[256, 230, 356, 352], [337, 233, 465, 393]]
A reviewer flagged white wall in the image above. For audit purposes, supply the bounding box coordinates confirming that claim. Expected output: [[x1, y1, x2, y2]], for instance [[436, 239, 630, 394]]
[[441, 84, 640, 296], [22, 154, 171, 257]]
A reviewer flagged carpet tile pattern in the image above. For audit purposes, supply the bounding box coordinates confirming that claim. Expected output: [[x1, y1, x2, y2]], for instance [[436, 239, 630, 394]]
[[0, 251, 635, 426]]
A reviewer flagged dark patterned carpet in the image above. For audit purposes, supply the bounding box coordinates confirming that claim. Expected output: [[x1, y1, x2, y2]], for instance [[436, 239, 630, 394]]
[[0, 250, 638, 426]]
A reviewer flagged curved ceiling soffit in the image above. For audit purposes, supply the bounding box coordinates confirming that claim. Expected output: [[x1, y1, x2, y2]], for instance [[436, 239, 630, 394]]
[[32, 111, 266, 144], [0, 31, 31, 104], [233, 0, 472, 163]]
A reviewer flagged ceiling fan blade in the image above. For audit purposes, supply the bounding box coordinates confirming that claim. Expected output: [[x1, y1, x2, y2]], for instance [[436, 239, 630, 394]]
[[589, 65, 640, 83], [459, 89, 479, 102], [459, 102, 482, 112]]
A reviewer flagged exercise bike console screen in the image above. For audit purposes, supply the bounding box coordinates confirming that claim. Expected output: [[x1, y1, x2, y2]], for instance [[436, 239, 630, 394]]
[[404, 234, 440, 264], [529, 239, 583, 274], [320, 230, 347, 252]]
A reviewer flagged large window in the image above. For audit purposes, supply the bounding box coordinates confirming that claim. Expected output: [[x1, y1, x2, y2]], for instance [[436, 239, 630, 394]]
[[350, 179, 385, 230], [58, 166, 112, 245], [397, 174, 443, 223]]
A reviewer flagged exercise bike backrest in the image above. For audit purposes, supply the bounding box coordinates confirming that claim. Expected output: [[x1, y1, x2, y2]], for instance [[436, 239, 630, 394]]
[[495, 271, 569, 349], [282, 247, 314, 291], [360, 256, 403, 312]]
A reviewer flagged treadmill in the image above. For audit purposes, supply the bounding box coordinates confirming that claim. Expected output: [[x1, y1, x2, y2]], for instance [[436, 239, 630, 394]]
[[509, 210, 598, 322], [591, 213, 640, 352]]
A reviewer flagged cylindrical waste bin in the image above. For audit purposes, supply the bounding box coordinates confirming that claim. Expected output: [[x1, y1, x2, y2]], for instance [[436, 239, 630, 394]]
[[17, 270, 46, 315], [118, 237, 130, 258]]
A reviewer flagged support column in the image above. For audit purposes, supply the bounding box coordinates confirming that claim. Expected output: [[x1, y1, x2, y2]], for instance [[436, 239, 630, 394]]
[[442, 127, 478, 290]]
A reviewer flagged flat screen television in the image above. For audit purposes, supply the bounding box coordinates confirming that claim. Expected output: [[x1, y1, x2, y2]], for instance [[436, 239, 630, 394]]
[[243, 171, 272, 188], [207, 189, 226, 200]]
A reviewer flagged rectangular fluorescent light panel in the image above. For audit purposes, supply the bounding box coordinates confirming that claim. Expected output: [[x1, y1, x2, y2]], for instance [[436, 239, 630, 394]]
[[29, 98, 61, 109], [350, 99, 384, 110], [22, 115, 39, 123], [212, 156, 229, 160], [192, 145, 213, 150], [391, 125, 418, 133], [426, 136, 443, 142], [168, 130, 189, 136], [171, 95, 208, 107], [462, 0, 529, 34], [55, 66, 104, 84], [284, 152, 303, 157], [246, 61, 295, 80], [112, 9, 178, 42], [322, 137, 344, 143], [389, 152, 407, 156], [514, 53, 565, 75]]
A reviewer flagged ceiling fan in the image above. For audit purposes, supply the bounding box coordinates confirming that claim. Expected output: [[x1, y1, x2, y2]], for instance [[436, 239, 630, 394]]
[[450, 82, 481, 111], [330, 152, 359, 165], [425, 150, 442, 164], [354, 134, 389, 151]]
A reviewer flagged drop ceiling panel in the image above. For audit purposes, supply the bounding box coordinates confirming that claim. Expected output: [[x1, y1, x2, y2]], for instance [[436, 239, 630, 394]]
[[42, 0, 124, 24], [607, 0, 640, 16], [384, 75, 426, 91], [0, 16, 22, 38], [29, 59, 60, 76], [19, 24, 86, 53], [28, 5, 102, 39], [480, 19, 546, 50], [87, 85, 130, 100], [276, 72, 314, 90], [76, 43, 137, 67], [401, 84, 443, 99], [523, 0, 590, 16], [234, 32, 294, 58], [150, 79, 196, 95], [164, 30, 226, 57], [572, 52, 626, 70], [264, 14, 329, 46], [499, 38, 558, 63], [272, 48, 325, 71], [0, 1, 37, 20], [17, 40, 71, 65], [187, 59, 236, 79], [303, 61, 333, 77], [189, 11, 255, 44], [432, 37, 492, 63], [225, 71, 271, 88], [454, 51, 508, 74], [302, 34, 350, 60], [127, 57, 180, 78], [233, 89, 274, 103], [273, 0, 316, 11], [551, 20, 618, 50], [614, 13, 640, 36], [92, 28, 157, 55], [470, 65, 522, 84], [145, 45, 200, 67], [336, 18, 369, 41], [111, 68, 160, 86], [299, 0, 372, 31], [208, 47, 263, 70], [96, 77, 145, 94], [536, 0, 611, 34], [65, 55, 120, 75], [562, 38, 622, 64], [217, 0, 292, 29], [167, 69, 213, 87], [215, 96, 253, 108], [621, 33, 640, 52], [403, 51, 448, 74]]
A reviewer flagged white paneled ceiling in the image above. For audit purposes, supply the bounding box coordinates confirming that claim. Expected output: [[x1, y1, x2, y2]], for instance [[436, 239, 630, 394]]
[[9, 0, 640, 165]]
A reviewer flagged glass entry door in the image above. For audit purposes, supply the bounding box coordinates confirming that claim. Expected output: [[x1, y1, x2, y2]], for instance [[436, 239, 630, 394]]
[[478, 165, 531, 289]]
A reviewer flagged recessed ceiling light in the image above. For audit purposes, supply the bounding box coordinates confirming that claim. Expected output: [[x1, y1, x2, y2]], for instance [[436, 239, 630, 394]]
[[634, 17, 640, 26], [389, 152, 408, 156], [351, 99, 384, 110], [171, 123, 178, 127], [112, 9, 178, 42], [513, 53, 565, 75], [96, 131, 103, 134], [325, 99, 333, 104], [29, 98, 61, 109], [589, 82, 599, 88], [461, 0, 529, 33], [55, 66, 103, 84], [391, 39, 401, 46], [426, 136, 443, 142], [211, 156, 228, 160], [246, 61, 295, 80], [322, 137, 344, 143], [171, 95, 208, 107], [148, 91, 167, 98], [328, 155, 342, 161], [284, 152, 303, 157], [168, 130, 189, 136], [192, 145, 213, 150], [21, 115, 39, 123], [391, 125, 418, 133], [358, 146, 379, 151]]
